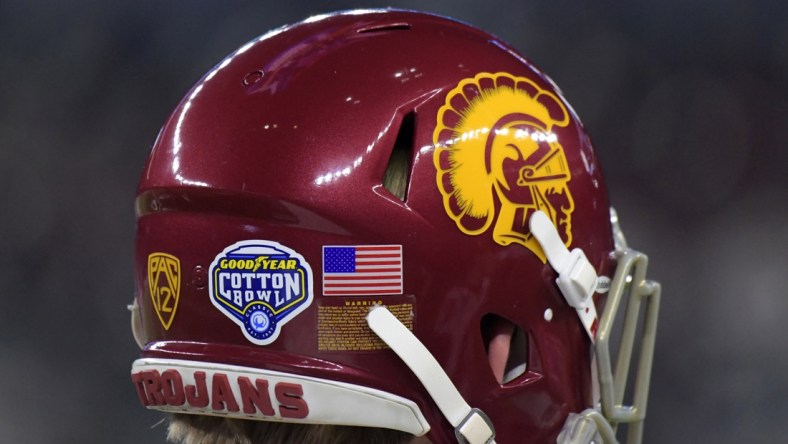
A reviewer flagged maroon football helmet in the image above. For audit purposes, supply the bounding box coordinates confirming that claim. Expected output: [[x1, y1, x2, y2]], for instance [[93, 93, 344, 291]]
[[130, 9, 660, 444]]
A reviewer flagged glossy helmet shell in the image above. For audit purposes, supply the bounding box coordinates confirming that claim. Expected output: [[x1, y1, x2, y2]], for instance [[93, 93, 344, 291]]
[[134, 9, 613, 443]]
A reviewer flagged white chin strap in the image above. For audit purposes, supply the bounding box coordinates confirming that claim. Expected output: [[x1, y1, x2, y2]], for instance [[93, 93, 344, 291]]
[[529, 211, 599, 342], [366, 306, 496, 444]]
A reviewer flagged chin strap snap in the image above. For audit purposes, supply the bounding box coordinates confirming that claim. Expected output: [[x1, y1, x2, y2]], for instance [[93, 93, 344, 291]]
[[529, 211, 599, 341], [367, 306, 496, 444]]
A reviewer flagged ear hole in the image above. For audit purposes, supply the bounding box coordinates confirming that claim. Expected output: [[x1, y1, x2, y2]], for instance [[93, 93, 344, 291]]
[[481, 314, 529, 384], [382, 112, 414, 201]]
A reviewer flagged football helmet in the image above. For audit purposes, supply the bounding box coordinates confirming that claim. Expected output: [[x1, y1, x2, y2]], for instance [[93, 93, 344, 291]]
[[130, 9, 660, 444]]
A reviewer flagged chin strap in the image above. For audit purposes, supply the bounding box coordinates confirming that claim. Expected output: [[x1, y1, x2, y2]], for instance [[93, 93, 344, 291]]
[[529, 211, 599, 341], [128, 298, 145, 349], [366, 306, 496, 444]]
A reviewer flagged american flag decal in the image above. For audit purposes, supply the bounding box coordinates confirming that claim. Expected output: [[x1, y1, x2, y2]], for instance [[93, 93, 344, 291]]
[[322, 245, 403, 296]]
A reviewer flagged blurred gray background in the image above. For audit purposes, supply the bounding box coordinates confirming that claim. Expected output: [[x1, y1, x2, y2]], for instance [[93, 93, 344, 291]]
[[2, 1, 786, 442]]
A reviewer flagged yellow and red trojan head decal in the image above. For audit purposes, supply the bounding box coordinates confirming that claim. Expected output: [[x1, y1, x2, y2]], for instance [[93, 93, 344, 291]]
[[434, 72, 575, 262]]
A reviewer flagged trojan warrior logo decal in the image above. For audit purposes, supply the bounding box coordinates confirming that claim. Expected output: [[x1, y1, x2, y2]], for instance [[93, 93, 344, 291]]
[[148, 253, 180, 330], [209, 240, 314, 345], [433, 72, 575, 262]]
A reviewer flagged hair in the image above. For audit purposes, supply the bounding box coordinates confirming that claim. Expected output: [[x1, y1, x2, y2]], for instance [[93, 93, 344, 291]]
[[381, 112, 414, 201], [167, 414, 414, 444]]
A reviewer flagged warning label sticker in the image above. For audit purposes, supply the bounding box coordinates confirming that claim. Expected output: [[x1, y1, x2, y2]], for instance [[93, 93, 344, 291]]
[[318, 297, 414, 351]]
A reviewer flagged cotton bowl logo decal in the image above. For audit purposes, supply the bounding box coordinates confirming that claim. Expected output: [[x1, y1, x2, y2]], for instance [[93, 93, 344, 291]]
[[434, 72, 575, 262], [209, 240, 313, 345]]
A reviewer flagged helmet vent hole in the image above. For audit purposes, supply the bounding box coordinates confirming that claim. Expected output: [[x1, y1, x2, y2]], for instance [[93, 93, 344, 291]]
[[382, 112, 414, 201], [357, 23, 411, 33], [481, 314, 528, 385]]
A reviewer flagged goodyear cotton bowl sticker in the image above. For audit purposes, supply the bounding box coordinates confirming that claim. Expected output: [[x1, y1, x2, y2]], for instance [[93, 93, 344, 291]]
[[208, 240, 314, 345], [433, 72, 575, 263]]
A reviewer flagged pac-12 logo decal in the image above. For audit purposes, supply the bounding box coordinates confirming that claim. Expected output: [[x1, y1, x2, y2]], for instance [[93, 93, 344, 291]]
[[433, 72, 575, 262], [148, 253, 180, 330], [208, 240, 314, 345]]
